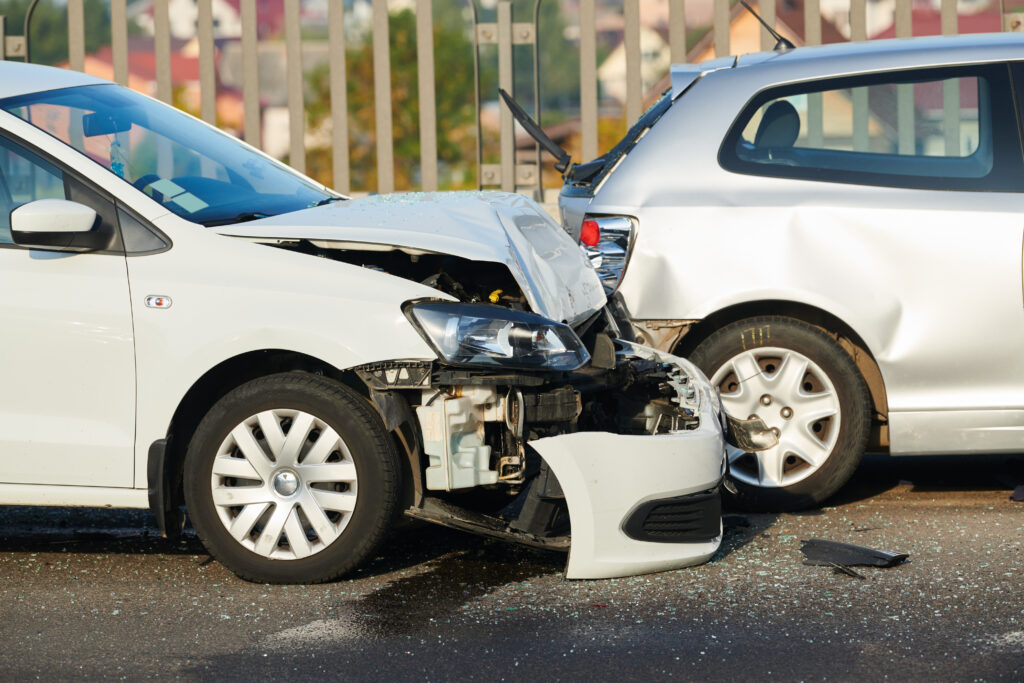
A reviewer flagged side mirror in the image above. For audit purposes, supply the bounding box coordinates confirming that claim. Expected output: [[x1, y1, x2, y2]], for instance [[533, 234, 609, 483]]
[[11, 198, 107, 252]]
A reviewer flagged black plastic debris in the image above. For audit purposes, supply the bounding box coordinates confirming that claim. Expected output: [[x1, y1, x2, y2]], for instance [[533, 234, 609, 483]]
[[828, 562, 866, 580], [1010, 485, 1024, 502], [800, 539, 908, 568]]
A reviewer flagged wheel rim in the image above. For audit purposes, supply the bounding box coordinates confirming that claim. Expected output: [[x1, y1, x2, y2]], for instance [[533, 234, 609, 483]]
[[711, 347, 841, 488], [209, 409, 358, 560]]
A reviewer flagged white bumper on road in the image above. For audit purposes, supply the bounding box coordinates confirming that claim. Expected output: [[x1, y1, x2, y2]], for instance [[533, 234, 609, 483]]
[[533, 346, 727, 579]]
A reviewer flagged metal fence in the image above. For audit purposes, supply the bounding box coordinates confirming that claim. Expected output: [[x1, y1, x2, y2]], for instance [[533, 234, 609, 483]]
[[1, 0, 1019, 197]]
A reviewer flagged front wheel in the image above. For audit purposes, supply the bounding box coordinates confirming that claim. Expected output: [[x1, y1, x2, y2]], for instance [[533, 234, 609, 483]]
[[184, 373, 401, 583], [690, 316, 871, 511]]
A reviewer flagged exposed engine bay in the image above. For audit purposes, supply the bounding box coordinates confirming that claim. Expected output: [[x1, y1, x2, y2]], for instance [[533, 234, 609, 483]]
[[352, 341, 709, 550], [219, 191, 757, 579], [259, 238, 727, 559], [273, 239, 531, 310]]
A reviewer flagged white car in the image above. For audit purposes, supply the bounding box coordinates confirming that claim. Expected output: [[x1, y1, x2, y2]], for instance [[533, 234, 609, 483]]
[[555, 33, 1024, 510], [0, 62, 734, 583]]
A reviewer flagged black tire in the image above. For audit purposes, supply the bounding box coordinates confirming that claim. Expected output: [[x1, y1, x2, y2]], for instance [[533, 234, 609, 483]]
[[184, 373, 400, 584], [689, 316, 871, 511]]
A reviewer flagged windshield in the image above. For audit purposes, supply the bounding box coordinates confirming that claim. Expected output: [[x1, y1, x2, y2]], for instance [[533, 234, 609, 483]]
[[0, 84, 336, 226]]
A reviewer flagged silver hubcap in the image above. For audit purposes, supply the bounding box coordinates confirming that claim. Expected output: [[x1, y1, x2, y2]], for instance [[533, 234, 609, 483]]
[[272, 471, 299, 497], [711, 347, 840, 488], [210, 409, 358, 560]]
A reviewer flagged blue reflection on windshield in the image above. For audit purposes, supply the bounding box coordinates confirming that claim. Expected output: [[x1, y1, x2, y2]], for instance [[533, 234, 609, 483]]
[[0, 84, 337, 226]]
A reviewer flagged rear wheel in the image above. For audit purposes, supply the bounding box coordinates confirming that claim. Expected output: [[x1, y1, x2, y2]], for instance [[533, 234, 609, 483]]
[[184, 373, 400, 583], [690, 316, 871, 511]]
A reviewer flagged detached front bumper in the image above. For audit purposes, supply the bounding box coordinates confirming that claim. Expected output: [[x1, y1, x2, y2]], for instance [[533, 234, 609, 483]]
[[532, 343, 726, 579]]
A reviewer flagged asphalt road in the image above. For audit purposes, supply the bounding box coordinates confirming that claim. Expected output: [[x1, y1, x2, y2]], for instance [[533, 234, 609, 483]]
[[1, 453, 1023, 681]]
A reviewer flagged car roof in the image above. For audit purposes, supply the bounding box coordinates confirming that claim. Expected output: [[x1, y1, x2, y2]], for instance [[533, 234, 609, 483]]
[[0, 61, 106, 101], [734, 32, 1024, 77]]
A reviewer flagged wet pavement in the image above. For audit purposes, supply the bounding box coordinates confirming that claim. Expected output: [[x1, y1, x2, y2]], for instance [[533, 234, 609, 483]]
[[1, 453, 1023, 680]]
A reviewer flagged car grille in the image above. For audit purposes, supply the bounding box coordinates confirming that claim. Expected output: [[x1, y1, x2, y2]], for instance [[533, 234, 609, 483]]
[[622, 488, 721, 543]]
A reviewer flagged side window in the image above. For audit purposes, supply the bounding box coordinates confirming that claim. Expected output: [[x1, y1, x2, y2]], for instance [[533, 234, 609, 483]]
[[0, 134, 124, 252], [720, 64, 1024, 192], [0, 137, 64, 243]]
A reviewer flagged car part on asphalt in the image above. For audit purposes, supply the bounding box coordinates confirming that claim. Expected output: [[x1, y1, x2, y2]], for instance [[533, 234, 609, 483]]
[[690, 316, 871, 511], [800, 539, 909, 568]]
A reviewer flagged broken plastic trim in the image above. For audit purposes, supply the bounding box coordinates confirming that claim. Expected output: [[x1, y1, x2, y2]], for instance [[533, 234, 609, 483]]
[[800, 539, 909, 568], [405, 497, 570, 552], [726, 414, 779, 452]]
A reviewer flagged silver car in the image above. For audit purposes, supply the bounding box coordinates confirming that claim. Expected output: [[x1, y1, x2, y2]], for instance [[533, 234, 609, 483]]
[[555, 32, 1024, 510]]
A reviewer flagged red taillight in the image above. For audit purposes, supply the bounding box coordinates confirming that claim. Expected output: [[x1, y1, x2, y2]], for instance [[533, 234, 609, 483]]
[[580, 219, 600, 246]]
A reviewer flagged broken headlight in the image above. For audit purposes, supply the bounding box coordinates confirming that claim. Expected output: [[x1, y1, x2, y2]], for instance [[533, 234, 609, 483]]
[[406, 302, 590, 371]]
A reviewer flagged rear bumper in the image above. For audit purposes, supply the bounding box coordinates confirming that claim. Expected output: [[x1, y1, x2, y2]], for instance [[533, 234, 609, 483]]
[[532, 345, 726, 579]]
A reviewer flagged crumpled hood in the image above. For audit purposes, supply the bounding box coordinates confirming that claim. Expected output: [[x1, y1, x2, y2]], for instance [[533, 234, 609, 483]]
[[216, 191, 607, 326]]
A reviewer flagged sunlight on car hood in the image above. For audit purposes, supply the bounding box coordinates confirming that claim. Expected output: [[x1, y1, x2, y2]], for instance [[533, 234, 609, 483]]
[[215, 191, 607, 326]]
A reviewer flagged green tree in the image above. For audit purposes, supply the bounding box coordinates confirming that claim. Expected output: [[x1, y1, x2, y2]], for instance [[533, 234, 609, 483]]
[[512, 0, 579, 124], [0, 0, 111, 66], [305, 6, 477, 192]]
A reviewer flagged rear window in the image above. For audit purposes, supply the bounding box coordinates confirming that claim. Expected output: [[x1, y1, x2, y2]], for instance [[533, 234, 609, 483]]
[[719, 63, 1024, 192]]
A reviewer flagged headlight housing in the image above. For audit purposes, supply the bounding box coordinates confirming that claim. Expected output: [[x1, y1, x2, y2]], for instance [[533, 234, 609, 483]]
[[406, 302, 590, 371]]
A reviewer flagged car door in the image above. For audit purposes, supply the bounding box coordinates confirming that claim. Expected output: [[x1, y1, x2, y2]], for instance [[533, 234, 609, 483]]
[[0, 135, 136, 487], [712, 61, 1024, 454]]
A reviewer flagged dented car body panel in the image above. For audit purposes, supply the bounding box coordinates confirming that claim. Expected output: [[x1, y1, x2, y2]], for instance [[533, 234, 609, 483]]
[[559, 34, 1024, 461], [219, 192, 607, 327]]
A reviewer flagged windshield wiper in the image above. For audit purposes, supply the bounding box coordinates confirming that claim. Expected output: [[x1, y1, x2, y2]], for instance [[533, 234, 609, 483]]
[[201, 212, 269, 227], [314, 195, 345, 207]]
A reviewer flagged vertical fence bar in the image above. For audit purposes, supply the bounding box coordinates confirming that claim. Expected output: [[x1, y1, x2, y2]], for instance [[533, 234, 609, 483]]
[[285, 0, 305, 172], [624, 0, 641, 123], [713, 0, 729, 57], [497, 1, 514, 192], [417, 0, 438, 191], [153, 0, 172, 103], [941, 0, 960, 156], [850, 0, 868, 152], [895, 0, 914, 154], [373, 0, 395, 193], [669, 0, 686, 63], [152, 0, 172, 177], [759, 0, 776, 51], [241, 1, 260, 148], [531, 0, 542, 197], [67, 0, 84, 71], [111, 0, 129, 85], [849, 0, 867, 44], [804, 0, 822, 147], [579, 0, 598, 161], [197, 0, 216, 125], [0, 17, 5, 61], [328, 0, 350, 193]]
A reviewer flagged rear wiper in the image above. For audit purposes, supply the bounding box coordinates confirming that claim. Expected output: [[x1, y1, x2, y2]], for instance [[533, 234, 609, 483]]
[[498, 89, 574, 177], [201, 212, 269, 227]]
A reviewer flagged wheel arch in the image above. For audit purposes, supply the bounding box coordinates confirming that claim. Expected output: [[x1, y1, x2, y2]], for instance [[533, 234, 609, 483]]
[[149, 349, 420, 539], [671, 300, 889, 449]]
